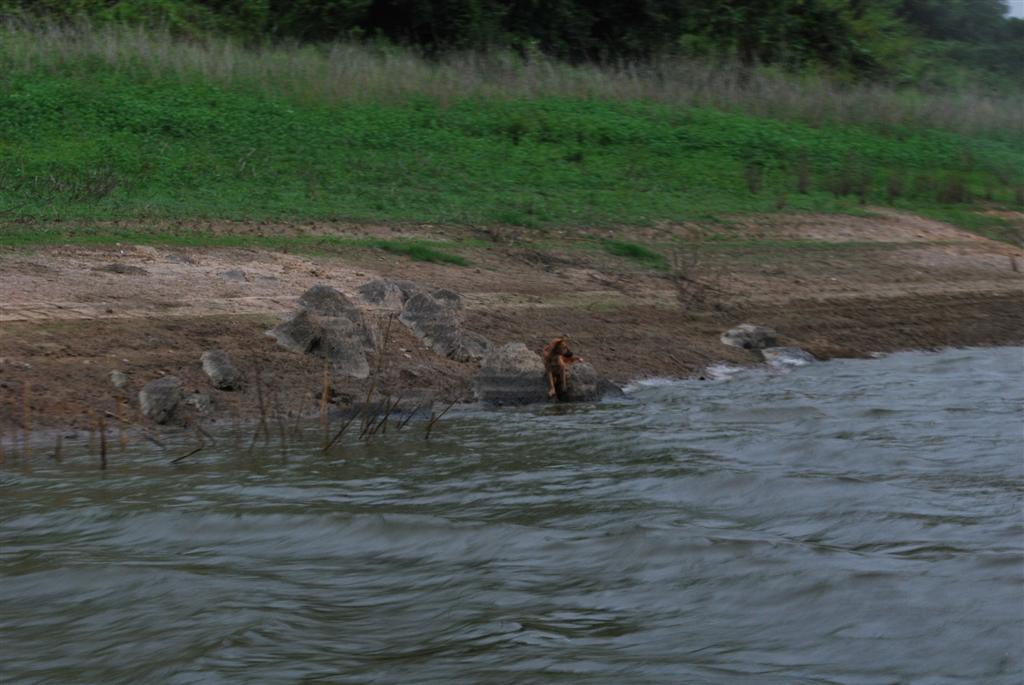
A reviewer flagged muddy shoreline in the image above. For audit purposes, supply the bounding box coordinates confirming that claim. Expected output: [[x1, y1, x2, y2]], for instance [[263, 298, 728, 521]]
[[1, 211, 1021, 436]]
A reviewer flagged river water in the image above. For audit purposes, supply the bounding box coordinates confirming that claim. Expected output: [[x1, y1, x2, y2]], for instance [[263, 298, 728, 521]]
[[2, 347, 1022, 684]]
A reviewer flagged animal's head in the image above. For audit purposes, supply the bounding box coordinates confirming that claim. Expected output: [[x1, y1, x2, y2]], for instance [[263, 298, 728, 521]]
[[546, 336, 573, 357]]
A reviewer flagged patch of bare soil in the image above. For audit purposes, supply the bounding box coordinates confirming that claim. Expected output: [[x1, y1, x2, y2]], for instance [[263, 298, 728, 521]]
[[1, 211, 1021, 435]]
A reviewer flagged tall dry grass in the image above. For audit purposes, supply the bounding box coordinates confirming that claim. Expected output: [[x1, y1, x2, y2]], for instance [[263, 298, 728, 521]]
[[1, 20, 1021, 136]]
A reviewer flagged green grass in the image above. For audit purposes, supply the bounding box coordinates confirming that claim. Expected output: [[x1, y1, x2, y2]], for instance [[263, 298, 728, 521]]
[[600, 240, 668, 269], [0, 33, 1021, 233], [0, 225, 472, 264], [361, 239, 470, 265]]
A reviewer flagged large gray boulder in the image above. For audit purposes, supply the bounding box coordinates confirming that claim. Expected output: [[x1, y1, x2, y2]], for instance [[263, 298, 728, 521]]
[[267, 285, 376, 378], [200, 350, 242, 390], [139, 376, 182, 424], [399, 291, 490, 362], [357, 279, 421, 310], [431, 288, 463, 309], [475, 342, 548, 405], [561, 362, 600, 402], [720, 323, 778, 350]]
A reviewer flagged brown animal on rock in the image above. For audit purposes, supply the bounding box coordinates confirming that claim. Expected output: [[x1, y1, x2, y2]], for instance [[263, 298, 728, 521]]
[[543, 336, 585, 400]]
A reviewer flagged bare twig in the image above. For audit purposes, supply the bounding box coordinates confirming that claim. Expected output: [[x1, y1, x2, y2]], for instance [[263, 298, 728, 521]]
[[424, 400, 457, 441], [362, 313, 395, 432], [98, 414, 107, 470], [170, 445, 204, 465], [22, 381, 30, 461], [116, 396, 127, 451], [322, 409, 361, 454], [396, 402, 423, 431], [368, 395, 403, 437]]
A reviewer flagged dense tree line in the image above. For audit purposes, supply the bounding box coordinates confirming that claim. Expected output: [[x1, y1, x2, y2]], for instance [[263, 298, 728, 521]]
[[2, 0, 1020, 87]]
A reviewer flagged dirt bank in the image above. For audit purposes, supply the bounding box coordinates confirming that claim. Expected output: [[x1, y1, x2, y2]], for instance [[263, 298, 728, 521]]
[[1, 210, 1021, 436]]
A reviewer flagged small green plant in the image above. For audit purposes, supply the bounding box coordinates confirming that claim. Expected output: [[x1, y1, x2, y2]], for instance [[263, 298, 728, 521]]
[[600, 240, 668, 269], [361, 239, 469, 266]]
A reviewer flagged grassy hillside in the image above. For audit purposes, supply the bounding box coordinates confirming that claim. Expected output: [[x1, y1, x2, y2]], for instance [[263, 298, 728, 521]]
[[1, 25, 1021, 237]]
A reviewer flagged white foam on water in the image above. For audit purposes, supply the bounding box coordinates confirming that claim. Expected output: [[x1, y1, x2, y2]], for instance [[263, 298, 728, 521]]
[[622, 377, 683, 393], [704, 363, 747, 380]]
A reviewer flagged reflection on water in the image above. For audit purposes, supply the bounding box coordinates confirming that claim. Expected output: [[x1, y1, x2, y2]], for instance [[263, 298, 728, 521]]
[[2, 347, 1022, 684]]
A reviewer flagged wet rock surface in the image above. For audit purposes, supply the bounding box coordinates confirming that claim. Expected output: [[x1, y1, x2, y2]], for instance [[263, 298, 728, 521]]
[[475, 342, 548, 405], [760, 346, 817, 367], [561, 362, 600, 402], [720, 324, 779, 350], [139, 376, 182, 424]]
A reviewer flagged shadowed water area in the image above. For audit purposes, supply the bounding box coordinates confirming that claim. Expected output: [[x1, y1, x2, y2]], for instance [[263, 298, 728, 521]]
[[2, 347, 1022, 684]]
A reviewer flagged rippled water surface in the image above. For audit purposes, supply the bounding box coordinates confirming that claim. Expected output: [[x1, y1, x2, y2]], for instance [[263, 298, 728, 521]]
[[3, 347, 1023, 684]]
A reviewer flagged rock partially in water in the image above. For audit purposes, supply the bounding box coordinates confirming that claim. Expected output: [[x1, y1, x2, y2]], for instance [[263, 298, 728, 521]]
[[761, 346, 817, 367], [475, 342, 548, 405], [562, 362, 600, 402], [400, 291, 489, 362], [268, 285, 376, 378], [200, 350, 242, 390], [596, 378, 626, 399], [139, 376, 182, 424], [721, 323, 778, 350]]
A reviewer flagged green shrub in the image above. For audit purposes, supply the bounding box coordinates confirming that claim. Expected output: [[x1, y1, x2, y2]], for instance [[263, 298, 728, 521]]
[[600, 240, 668, 269]]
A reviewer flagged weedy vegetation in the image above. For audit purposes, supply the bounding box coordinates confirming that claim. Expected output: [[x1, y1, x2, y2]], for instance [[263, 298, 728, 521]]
[[0, 22, 1021, 239]]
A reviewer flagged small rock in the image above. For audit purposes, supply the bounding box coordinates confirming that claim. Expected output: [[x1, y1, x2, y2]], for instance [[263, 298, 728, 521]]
[[200, 350, 242, 390], [109, 370, 129, 390], [220, 269, 247, 282], [720, 324, 779, 350], [760, 346, 816, 367], [475, 342, 547, 405], [185, 392, 213, 415], [139, 376, 183, 424], [165, 253, 196, 265]]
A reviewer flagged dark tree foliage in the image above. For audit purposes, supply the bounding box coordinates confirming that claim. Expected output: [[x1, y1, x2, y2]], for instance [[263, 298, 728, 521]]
[[0, 0, 1018, 85]]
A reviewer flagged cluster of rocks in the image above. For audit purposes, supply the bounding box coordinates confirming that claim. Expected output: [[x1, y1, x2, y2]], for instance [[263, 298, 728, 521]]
[[135, 349, 244, 424], [131, 279, 620, 424], [267, 284, 378, 379], [720, 323, 817, 367], [359, 279, 490, 362]]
